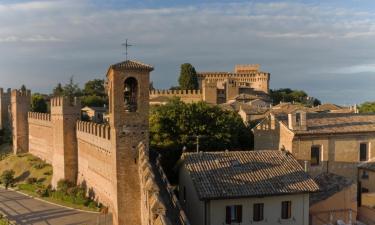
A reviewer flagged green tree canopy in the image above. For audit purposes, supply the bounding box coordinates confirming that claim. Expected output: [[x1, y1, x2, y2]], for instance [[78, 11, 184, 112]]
[[30, 94, 48, 113], [20, 84, 27, 93], [52, 83, 64, 96], [358, 102, 375, 113], [270, 88, 320, 106], [150, 98, 251, 151], [178, 63, 199, 90], [83, 79, 105, 97], [81, 95, 107, 107], [63, 76, 82, 100]]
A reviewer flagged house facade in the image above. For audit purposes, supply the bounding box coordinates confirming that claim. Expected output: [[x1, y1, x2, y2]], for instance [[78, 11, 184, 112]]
[[253, 112, 375, 180], [179, 150, 319, 225]]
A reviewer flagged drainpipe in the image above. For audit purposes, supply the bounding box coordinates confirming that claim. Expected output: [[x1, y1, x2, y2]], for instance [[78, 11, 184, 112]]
[[304, 160, 308, 172]]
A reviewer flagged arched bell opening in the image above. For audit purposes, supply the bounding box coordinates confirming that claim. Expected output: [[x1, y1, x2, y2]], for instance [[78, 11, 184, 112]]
[[124, 77, 138, 112]]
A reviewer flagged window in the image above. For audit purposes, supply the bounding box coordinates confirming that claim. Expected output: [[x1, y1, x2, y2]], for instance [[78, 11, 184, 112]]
[[360, 143, 368, 161], [225, 205, 242, 224], [281, 201, 292, 220], [183, 186, 187, 202], [311, 146, 321, 166], [253, 203, 264, 222], [362, 170, 369, 180], [124, 77, 138, 112], [296, 112, 301, 124]]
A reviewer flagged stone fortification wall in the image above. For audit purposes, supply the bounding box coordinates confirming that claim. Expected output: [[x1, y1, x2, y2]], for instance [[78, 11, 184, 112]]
[[150, 89, 203, 103], [76, 121, 114, 208], [28, 112, 53, 163], [138, 142, 190, 225], [0, 88, 11, 130]]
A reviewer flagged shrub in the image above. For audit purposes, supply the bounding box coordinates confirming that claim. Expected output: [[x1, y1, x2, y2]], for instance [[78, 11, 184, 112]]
[[43, 171, 52, 176], [36, 185, 51, 197], [37, 177, 46, 183], [56, 179, 74, 194], [33, 162, 47, 169], [26, 177, 37, 184], [0, 170, 15, 189]]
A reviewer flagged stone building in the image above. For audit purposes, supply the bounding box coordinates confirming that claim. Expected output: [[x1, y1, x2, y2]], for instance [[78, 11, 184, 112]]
[[8, 60, 189, 225], [179, 150, 319, 225], [150, 64, 271, 105], [253, 112, 375, 181]]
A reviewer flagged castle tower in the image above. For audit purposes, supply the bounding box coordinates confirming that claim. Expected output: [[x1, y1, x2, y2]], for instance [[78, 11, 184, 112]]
[[0, 88, 11, 130], [202, 79, 217, 104], [11, 89, 31, 154], [226, 78, 239, 102], [106, 60, 153, 225], [50, 97, 81, 187]]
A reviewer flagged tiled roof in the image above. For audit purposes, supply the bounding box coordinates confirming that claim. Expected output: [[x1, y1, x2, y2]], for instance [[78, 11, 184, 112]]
[[358, 158, 375, 172], [271, 103, 314, 115], [111, 60, 154, 71], [313, 103, 343, 111], [310, 173, 354, 205], [181, 150, 319, 200], [276, 113, 375, 135], [220, 102, 268, 115]]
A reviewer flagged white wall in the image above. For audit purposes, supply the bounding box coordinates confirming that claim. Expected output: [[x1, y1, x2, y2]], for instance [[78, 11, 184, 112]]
[[208, 194, 310, 225]]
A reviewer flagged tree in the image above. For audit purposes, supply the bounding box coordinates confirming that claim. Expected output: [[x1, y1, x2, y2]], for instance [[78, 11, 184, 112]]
[[359, 102, 375, 113], [31, 94, 48, 113], [150, 98, 251, 182], [81, 95, 106, 107], [83, 79, 105, 97], [178, 63, 199, 90], [1, 170, 15, 189], [52, 83, 64, 96], [270, 88, 320, 106], [20, 84, 27, 93], [63, 76, 82, 100]]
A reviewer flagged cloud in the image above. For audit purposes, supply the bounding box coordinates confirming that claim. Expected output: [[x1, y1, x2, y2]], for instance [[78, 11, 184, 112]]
[[0, 1, 374, 104]]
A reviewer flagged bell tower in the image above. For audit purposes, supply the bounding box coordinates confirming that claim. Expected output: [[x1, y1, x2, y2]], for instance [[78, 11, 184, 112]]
[[106, 60, 153, 225]]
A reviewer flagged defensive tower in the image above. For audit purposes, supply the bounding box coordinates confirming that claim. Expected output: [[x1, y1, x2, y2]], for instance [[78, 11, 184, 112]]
[[106, 60, 153, 225]]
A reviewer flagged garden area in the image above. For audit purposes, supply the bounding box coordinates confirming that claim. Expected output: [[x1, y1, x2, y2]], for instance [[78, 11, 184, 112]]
[[0, 146, 102, 212]]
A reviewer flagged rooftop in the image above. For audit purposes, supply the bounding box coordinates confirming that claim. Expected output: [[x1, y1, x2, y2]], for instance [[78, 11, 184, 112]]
[[111, 60, 154, 71], [358, 158, 375, 172], [310, 173, 354, 205], [181, 150, 319, 200], [276, 113, 375, 135]]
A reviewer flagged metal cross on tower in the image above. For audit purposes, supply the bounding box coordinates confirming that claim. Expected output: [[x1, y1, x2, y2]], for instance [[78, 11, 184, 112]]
[[121, 39, 133, 61]]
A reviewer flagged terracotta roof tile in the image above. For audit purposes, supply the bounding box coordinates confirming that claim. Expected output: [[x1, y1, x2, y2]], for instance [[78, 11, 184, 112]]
[[182, 150, 319, 200], [310, 173, 354, 205], [111, 60, 154, 71], [276, 113, 375, 135]]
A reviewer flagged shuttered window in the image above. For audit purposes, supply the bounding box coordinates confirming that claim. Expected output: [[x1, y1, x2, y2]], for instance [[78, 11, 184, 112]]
[[281, 201, 292, 219], [225, 205, 242, 224], [253, 203, 264, 222], [360, 143, 368, 161]]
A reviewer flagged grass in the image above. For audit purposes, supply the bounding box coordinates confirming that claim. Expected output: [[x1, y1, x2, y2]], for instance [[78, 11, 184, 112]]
[[0, 144, 100, 212]]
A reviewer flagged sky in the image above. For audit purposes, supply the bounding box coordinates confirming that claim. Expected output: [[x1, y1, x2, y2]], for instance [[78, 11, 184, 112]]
[[0, 0, 375, 104]]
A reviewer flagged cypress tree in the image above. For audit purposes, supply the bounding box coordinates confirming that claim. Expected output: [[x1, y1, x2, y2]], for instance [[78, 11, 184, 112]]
[[178, 63, 198, 90]]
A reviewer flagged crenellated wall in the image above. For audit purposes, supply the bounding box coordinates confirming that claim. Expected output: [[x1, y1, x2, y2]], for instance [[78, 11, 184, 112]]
[[150, 89, 203, 104], [0, 88, 11, 130], [28, 112, 53, 163], [76, 121, 113, 208]]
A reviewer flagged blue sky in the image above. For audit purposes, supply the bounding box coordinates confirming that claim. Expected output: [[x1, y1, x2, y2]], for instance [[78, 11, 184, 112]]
[[0, 0, 375, 104]]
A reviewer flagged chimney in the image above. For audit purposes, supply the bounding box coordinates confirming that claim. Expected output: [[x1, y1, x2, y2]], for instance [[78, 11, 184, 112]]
[[288, 111, 307, 131], [270, 114, 276, 130]]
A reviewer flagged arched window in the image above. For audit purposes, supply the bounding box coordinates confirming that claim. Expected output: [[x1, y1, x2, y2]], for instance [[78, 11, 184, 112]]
[[124, 77, 138, 112]]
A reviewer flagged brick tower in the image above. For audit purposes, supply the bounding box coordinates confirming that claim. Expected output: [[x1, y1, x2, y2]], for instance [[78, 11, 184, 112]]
[[50, 97, 81, 187], [11, 89, 31, 154], [107, 60, 153, 225]]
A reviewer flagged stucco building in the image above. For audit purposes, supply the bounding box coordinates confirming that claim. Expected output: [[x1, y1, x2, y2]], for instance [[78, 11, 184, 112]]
[[179, 150, 319, 225], [253, 112, 375, 181], [150, 64, 271, 105]]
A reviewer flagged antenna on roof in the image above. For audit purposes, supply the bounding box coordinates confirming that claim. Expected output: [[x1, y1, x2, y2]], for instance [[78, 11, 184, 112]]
[[121, 39, 133, 61]]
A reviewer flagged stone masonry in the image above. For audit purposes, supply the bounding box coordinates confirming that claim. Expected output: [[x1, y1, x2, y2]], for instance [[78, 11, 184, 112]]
[[6, 60, 188, 225]]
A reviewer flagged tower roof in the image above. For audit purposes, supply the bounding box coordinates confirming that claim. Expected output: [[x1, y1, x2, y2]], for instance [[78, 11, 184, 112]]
[[111, 60, 154, 71]]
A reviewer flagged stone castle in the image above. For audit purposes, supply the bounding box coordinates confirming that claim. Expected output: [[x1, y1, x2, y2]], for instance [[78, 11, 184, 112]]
[[2, 60, 188, 225], [150, 64, 270, 105]]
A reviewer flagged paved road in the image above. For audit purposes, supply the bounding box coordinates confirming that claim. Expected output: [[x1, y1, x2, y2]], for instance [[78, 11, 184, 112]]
[[0, 188, 112, 225]]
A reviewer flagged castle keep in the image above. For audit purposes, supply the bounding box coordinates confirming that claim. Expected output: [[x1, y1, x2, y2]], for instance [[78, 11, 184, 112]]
[[6, 60, 186, 225], [150, 64, 271, 105]]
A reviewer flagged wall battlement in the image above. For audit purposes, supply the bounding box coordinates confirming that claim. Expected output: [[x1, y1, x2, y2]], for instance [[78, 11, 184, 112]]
[[150, 89, 202, 95], [76, 121, 111, 140], [28, 112, 51, 122]]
